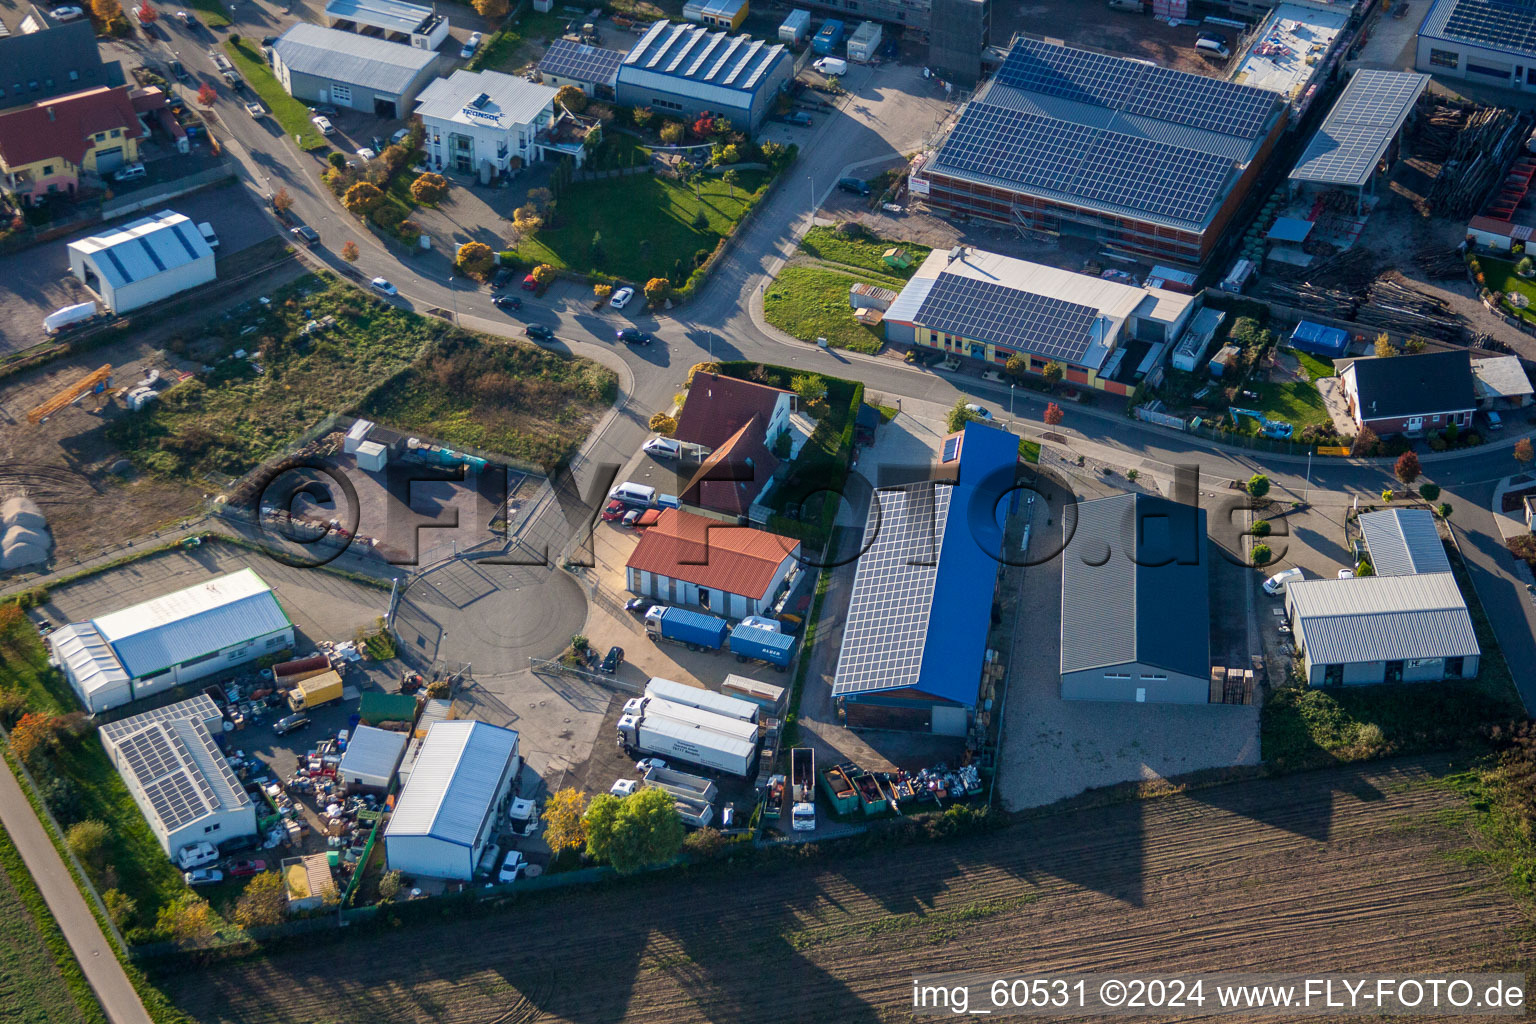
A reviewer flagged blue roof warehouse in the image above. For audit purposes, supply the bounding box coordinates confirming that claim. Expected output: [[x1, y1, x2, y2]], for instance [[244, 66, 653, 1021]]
[[831, 421, 1020, 736]]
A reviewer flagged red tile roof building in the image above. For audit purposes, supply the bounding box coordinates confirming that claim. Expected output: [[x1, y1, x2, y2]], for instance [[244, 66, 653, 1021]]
[[674, 372, 795, 450], [624, 508, 801, 618]]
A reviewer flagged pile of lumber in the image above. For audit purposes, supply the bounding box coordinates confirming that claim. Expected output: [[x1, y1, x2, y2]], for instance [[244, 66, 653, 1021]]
[[1414, 246, 1467, 279], [1356, 272, 1466, 341], [1416, 104, 1533, 218]]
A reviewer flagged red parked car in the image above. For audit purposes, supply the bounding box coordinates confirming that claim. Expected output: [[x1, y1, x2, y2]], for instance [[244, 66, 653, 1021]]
[[601, 499, 627, 522], [227, 859, 267, 877]]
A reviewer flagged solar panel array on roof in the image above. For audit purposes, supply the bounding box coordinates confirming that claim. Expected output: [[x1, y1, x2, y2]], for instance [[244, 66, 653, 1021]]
[[1289, 70, 1428, 187], [1438, 0, 1536, 53], [539, 39, 625, 84], [913, 274, 1101, 364], [618, 20, 786, 96]]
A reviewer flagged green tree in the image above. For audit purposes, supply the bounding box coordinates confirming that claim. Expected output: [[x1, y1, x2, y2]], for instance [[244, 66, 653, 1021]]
[[722, 168, 739, 198], [1251, 519, 1271, 537], [378, 870, 403, 902], [543, 788, 589, 854], [791, 373, 827, 405], [1251, 543, 1273, 566], [233, 870, 287, 928], [554, 84, 587, 113], [66, 820, 110, 876], [1419, 482, 1441, 502], [328, 151, 347, 170], [1438, 502, 1453, 518], [583, 787, 684, 873], [1041, 361, 1065, 387], [947, 399, 985, 433], [1246, 474, 1271, 499], [156, 893, 214, 947]]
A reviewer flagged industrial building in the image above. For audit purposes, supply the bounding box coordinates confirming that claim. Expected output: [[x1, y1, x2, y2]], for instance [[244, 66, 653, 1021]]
[[625, 509, 801, 617], [831, 421, 1018, 735], [99, 696, 257, 857], [616, 21, 793, 131], [1416, 0, 1536, 93], [384, 720, 522, 880], [537, 38, 625, 96], [66, 209, 216, 314], [1285, 572, 1480, 687], [1059, 493, 1211, 704], [1289, 69, 1429, 210], [912, 37, 1288, 265], [1229, 3, 1347, 118], [50, 568, 294, 712], [683, 0, 748, 30], [338, 724, 408, 791], [882, 246, 1198, 395], [271, 23, 438, 119], [323, 0, 449, 50], [414, 69, 557, 176]]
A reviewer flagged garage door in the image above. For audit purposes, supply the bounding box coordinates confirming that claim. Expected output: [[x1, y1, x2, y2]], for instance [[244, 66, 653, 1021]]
[[931, 705, 969, 736], [95, 147, 124, 172]]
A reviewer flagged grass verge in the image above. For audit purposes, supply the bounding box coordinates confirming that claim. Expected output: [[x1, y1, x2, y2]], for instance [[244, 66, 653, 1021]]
[[182, 0, 229, 26], [1260, 540, 1524, 770], [515, 170, 767, 283], [764, 266, 894, 354], [798, 225, 930, 280], [0, 823, 107, 1024], [1020, 438, 1041, 464], [224, 40, 325, 151]]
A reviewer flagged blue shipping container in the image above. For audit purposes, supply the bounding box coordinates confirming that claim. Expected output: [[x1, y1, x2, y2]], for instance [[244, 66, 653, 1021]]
[[654, 607, 729, 649], [729, 624, 797, 669], [1288, 320, 1350, 359], [812, 19, 844, 53]]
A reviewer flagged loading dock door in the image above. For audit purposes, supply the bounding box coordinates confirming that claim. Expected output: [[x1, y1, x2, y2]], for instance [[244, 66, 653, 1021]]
[[374, 96, 398, 118], [931, 705, 968, 736]]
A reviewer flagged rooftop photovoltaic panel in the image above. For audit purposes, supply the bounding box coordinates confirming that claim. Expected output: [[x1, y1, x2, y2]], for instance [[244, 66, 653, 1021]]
[[1290, 70, 1429, 187], [1076, 133, 1232, 223], [996, 38, 1146, 109], [143, 772, 212, 831], [1435, 0, 1536, 54], [942, 436, 962, 463], [832, 483, 948, 698], [538, 39, 625, 84], [1124, 66, 1277, 140], [100, 694, 221, 742], [914, 274, 1100, 363], [723, 39, 762, 85]]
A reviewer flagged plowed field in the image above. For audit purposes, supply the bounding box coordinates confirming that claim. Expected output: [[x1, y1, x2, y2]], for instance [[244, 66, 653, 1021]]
[[158, 756, 1532, 1024]]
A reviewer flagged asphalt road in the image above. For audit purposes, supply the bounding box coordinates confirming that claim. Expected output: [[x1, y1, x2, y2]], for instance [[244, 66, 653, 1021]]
[[106, 12, 1536, 715]]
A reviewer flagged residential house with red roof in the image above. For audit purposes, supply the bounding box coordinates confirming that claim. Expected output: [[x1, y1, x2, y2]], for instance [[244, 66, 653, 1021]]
[[624, 508, 801, 618], [673, 372, 795, 519], [0, 85, 145, 205]]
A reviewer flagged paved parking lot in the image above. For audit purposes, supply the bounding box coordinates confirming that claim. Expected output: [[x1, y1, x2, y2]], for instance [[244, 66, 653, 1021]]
[[0, 182, 273, 355]]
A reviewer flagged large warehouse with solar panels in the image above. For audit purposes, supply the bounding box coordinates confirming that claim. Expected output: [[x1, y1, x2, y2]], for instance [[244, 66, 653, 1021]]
[[911, 37, 1288, 265], [615, 21, 793, 131], [1416, 0, 1536, 93], [66, 209, 216, 314], [100, 696, 257, 857], [50, 568, 294, 713], [831, 421, 1019, 736], [883, 246, 1197, 396]]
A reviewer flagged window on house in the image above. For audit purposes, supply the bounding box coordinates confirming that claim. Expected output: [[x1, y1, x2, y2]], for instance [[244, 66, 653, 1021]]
[[69, 70, 79, 81], [42, 165, 52, 175], [111, 128, 120, 138], [266, 636, 286, 648]]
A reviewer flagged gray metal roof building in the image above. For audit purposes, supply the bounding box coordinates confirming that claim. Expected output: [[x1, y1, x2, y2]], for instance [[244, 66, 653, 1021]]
[[1416, 0, 1536, 93], [615, 21, 794, 131], [100, 696, 257, 857], [271, 23, 439, 118], [1289, 70, 1428, 204], [323, 0, 448, 50], [1357, 508, 1450, 577], [66, 209, 216, 314], [1060, 493, 1211, 703], [338, 724, 408, 791], [385, 720, 521, 880], [914, 37, 1288, 265], [1285, 573, 1480, 687]]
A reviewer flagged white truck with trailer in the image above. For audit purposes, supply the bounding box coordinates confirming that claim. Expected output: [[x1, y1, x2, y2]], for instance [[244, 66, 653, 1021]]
[[645, 677, 759, 723], [617, 695, 759, 777]]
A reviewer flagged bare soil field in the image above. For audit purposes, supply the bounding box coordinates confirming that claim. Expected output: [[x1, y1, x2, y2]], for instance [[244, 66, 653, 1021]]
[[996, 2, 1217, 76], [155, 755, 1531, 1024]]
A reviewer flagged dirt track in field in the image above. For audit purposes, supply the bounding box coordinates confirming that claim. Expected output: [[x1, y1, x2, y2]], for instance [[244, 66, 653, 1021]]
[[158, 756, 1532, 1024]]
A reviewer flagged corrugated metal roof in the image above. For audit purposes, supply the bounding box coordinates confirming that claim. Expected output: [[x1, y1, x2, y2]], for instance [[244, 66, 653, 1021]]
[[91, 568, 291, 679], [619, 20, 787, 98], [100, 697, 251, 836], [324, 0, 434, 35], [1060, 493, 1209, 677], [1358, 509, 1450, 577], [415, 69, 556, 130], [385, 720, 519, 846], [273, 22, 436, 95], [68, 210, 213, 289], [339, 724, 407, 782], [1288, 572, 1480, 665], [49, 622, 130, 704]]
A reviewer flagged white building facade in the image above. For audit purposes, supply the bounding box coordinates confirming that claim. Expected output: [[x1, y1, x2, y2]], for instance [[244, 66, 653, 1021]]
[[415, 69, 557, 177], [66, 209, 215, 313]]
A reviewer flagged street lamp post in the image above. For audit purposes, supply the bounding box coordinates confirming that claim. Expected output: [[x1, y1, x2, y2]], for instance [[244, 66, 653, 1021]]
[[448, 274, 457, 324], [809, 173, 815, 213], [1010, 384, 1015, 418], [1303, 450, 1313, 504]]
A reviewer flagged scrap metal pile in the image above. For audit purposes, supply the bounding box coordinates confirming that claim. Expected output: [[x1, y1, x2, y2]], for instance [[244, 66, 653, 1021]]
[[1412, 103, 1534, 218]]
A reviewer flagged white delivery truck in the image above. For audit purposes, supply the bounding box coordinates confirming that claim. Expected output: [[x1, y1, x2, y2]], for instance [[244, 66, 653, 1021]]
[[644, 677, 759, 723], [617, 696, 759, 777]]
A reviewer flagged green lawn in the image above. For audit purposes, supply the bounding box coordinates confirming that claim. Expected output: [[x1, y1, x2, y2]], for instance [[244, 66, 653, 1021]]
[[1020, 438, 1041, 464], [1480, 256, 1536, 325], [182, 0, 229, 27], [470, 9, 567, 72], [798, 226, 931, 280], [0, 824, 105, 1024], [1244, 351, 1334, 434], [224, 40, 325, 151], [764, 266, 896, 354], [361, 333, 617, 465], [514, 171, 767, 284]]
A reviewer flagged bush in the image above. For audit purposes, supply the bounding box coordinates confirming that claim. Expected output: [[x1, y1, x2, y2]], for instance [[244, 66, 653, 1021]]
[[1251, 543, 1273, 566], [342, 181, 385, 216], [1382, 489, 1394, 503], [233, 871, 287, 928], [456, 241, 496, 280], [648, 413, 677, 434], [1419, 482, 1441, 502], [409, 172, 449, 206], [66, 820, 111, 878], [659, 121, 684, 145], [683, 826, 725, 859], [1246, 474, 1270, 498], [1251, 519, 1271, 537], [1438, 502, 1453, 518]]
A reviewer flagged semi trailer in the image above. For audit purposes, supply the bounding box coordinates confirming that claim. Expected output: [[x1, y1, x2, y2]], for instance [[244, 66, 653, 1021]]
[[645, 676, 759, 723], [617, 696, 759, 777], [644, 606, 729, 651]]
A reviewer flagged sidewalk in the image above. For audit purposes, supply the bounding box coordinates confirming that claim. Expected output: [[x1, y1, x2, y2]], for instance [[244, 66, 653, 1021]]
[[0, 760, 152, 1024]]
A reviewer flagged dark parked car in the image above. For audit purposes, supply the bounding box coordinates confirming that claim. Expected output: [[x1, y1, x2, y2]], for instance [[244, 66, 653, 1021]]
[[525, 323, 554, 340], [600, 646, 624, 674], [290, 224, 320, 247], [625, 597, 652, 615], [838, 177, 871, 195], [227, 858, 268, 877], [492, 266, 516, 289], [273, 713, 310, 735], [616, 327, 652, 345], [493, 294, 522, 311]]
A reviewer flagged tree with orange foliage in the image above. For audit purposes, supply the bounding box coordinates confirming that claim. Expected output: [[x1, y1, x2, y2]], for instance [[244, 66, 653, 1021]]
[[1043, 402, 1064, 427]]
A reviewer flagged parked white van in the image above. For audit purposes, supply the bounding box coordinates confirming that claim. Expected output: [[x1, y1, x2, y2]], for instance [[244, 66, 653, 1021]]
[[1196, 37, 1231, 59], [813, 56, 848, 76], [609, 481, 657, 507], [175, 841, 219, 870]]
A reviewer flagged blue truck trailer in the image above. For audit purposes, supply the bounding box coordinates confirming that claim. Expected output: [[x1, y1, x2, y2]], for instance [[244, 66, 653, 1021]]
[[729, 623, 797, 672], [645, 606, 729, 651], [812, 18, 844, 54]]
